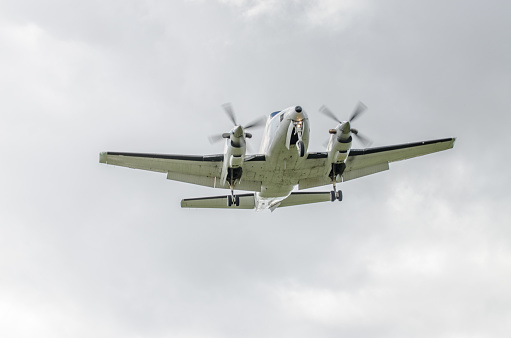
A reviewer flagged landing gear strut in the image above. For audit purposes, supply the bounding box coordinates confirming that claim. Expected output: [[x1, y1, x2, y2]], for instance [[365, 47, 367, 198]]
[[297, 140, 305, 157]]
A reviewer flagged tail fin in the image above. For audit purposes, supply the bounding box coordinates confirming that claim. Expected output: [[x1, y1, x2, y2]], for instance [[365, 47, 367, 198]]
[[181, 191, 334, 210]]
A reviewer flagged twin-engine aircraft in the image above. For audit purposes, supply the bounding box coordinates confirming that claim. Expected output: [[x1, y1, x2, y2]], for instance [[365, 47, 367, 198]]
[[99, 103, 455, 211]]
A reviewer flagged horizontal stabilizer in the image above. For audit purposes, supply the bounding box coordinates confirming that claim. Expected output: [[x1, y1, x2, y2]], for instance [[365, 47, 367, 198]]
[[181, 194, 255, 209], [278, 191, 332, 208]]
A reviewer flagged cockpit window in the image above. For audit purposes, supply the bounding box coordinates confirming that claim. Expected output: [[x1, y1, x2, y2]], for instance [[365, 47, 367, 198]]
[[269, 111, 281, 119]]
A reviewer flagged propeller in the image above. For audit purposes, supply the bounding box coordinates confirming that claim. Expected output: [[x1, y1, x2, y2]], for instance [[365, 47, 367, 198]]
[[208, 103, 266, 144], [319, 102, 373, 147]]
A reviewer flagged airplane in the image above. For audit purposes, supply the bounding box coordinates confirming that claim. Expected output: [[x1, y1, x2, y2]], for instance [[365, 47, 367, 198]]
[[99, 103, 455, 211]]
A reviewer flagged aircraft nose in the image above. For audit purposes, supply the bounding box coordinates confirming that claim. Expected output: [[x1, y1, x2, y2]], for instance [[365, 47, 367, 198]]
[[289, 106, 306, 121]]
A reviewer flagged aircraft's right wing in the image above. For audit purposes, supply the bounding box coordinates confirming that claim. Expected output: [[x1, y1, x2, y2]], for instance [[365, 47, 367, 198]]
[[99, 152, 266, 192]]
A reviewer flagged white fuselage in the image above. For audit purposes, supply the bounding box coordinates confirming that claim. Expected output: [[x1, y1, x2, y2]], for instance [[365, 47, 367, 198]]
[[254, 106, 311, 210]]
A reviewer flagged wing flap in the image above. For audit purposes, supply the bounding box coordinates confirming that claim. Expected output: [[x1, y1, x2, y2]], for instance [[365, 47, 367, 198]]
[[342, 162, 389, 181], [166, 172, 216, 188]]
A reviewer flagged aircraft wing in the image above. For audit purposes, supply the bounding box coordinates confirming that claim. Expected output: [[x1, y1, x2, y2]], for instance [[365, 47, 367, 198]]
[[99, 152, 265, 192], [344, 137, 455, 180], [299, 137, 455, 189]]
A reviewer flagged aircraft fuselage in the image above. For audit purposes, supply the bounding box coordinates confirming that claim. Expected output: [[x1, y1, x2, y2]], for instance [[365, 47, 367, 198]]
[[255, 106, 311, 210]]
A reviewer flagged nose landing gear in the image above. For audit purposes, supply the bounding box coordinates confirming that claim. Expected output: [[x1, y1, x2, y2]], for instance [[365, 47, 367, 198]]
[[296, 140, 305, 157], [293, 121, 305, 157]]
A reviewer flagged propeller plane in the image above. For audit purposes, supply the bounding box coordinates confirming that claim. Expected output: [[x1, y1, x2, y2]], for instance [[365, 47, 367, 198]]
[[99, 103, 455, 211]]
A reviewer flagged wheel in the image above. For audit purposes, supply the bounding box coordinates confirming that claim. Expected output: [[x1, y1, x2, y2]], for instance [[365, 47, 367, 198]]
[[336, 190, 343, 201], [297, 141, 305, 157], [227, 195, 233, 207], [330, 191, 336, 202], [235, 195, 240, 206]]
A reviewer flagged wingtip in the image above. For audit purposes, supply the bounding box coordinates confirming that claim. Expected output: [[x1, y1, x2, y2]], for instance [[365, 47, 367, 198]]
[[99, 152, 108, 164]]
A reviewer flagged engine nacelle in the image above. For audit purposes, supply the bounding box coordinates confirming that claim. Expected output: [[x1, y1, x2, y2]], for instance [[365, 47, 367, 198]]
[[229, 154, 243, 167], [327, 121, 352, 164], [221, 125, 247, 186]]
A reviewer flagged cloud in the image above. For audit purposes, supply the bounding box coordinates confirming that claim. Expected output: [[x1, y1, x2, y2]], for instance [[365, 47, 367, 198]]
[[1, 0, 511, 337], [214, 0, 368, 28]]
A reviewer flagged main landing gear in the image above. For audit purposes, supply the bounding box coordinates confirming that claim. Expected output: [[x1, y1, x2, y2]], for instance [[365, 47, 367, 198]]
[[226, 167, 242, 207], [329, 163, 346, 202]]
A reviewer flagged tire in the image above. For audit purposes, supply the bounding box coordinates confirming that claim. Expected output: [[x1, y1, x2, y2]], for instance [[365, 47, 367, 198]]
[[330, 191, 336, 202], [336, 190, 343, 201], [297, 141, 305, 157], [235, 195, 240, 206], [227, 195, 233, 207]]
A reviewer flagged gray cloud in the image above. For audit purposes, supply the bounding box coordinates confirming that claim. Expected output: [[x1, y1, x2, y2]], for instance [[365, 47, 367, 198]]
[[1, 0, 510, 337]]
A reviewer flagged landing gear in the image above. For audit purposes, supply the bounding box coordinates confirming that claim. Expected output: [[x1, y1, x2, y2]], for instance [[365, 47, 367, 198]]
[[329, 163, 345, 202], [226, 167, 242, 207], [290, 120, 305, 157]]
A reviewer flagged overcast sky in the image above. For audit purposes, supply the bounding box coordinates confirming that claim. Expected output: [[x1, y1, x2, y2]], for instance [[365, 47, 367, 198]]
[[1, 0, 510, 337]]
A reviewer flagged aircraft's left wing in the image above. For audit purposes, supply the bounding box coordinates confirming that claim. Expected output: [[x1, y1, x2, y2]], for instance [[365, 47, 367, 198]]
[[343, 137, 455, 181], [99, 152, 265, 192], [299, 137, 455, 189]]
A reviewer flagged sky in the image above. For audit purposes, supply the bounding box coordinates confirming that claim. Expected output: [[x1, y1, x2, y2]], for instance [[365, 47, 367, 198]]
[[1, 0, 510, 337]]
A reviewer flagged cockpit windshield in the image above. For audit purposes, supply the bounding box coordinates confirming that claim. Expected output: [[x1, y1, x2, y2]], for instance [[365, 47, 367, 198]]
[[269, 111, 281, 119]]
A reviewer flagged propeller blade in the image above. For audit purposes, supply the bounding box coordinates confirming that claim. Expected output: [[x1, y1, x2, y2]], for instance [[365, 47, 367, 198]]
[[319, 105, 342, 124], [244, 116, 266, 130], [349, 102, 367, 123], [222, 103, 237, 126], [208, 133, 230, 144], [352, 131, 373, 147], [208, 134, 225, 144]]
